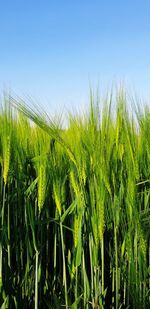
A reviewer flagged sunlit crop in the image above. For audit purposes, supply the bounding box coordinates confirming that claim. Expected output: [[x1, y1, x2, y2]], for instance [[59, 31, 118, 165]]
[[0, 91, 150, 308]]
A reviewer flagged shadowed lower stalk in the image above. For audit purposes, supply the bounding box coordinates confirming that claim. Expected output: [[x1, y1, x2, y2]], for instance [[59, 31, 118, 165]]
[[127, 259, 131, 306], [7, 194, 11, 308], [112, 267, 115, 309], [114, 225, 119, 309], [101, 236, 104, 295], [60, 222, 68, 309], [123, 279, 126, 306], [0, 183, 6, 293], [35, 250, 39, 309], [82, 248, 89, 309], [82, 249, 86, 308], [149, 239, 150, 304], [0, 176, 3, 293], [53, 226, 57, 292], [7, 195, 11, 268], [75, 266, 78, 307], [134, 227, 138, 295], [0, 243, 2, 293], [94, 266, 98, 306], [89, 235, 95, 308]]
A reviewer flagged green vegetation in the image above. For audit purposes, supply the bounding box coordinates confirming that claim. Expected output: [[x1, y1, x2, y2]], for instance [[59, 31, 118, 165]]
[[0, 91, 150, 308]]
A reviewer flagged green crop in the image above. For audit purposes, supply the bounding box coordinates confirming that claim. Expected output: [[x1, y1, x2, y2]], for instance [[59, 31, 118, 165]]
[[0, 91, 150, 308]]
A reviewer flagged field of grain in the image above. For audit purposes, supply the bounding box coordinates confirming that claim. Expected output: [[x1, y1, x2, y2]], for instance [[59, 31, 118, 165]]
[[0, 92, 150, 308]]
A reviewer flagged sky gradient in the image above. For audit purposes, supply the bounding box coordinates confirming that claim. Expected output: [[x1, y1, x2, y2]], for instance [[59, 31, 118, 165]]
[[0, 0, 150, 113]]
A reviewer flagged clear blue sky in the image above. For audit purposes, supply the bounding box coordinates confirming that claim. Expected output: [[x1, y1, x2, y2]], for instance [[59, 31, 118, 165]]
[[0, 0, 150, 113]]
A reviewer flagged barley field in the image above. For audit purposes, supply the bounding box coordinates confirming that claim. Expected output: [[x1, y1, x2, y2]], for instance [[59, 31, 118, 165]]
[[0, 92, 150, 308]]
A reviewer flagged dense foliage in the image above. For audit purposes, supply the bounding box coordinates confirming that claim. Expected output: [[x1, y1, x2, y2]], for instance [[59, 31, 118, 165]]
[[0, 92, 150, 308]]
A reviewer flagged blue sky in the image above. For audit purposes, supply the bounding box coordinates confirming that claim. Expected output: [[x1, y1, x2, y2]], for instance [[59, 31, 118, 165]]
[[0, 0, 150, 113]]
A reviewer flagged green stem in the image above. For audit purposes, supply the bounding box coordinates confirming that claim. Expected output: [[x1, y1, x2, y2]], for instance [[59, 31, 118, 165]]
[[112, 267, 115, 309], [94, 266, 98, 306], [134, 227, 138, 294], [123, 280, 126, 306], [127, 260, 130, 306], [35, 250, 39, 309], [0, 183, 6, 292], [60, 222, 68, 309], [75, 266, 78, 306], [101, 236, 104, 295], [7, 199, 10, 268], [2, 183, 6, 226], [83, 249, 88, 308], [114, 225, 119, 309], [0, 243, 2, 293], [53, 227, 57, 292], [89, 235, 94, 308], [149, 239, 150, 304]]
